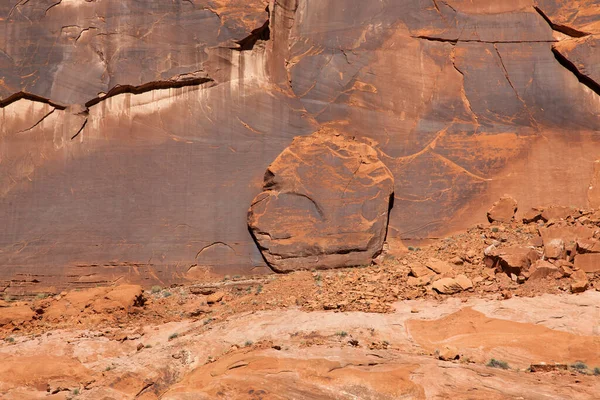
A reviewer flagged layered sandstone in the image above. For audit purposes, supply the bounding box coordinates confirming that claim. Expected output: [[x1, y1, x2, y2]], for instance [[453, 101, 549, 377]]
[[2, 1, 600, 290]]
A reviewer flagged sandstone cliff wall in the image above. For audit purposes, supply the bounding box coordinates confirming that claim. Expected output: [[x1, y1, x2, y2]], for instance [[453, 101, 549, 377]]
[[1, 0, 599, 292]]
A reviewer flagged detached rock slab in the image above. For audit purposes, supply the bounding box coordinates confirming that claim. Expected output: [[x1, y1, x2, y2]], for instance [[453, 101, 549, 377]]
[[431, 275, 472, 295], [248, 131, 394, 272], [487, 195, 517, 223], [485, 246, 540, 277]]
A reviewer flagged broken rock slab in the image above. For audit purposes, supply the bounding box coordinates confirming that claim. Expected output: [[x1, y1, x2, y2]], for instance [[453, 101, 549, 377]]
[[574, 253, 600, 273], [527, 260, 559, 281], [485, 246, 541, 277], [426, 258, 454, 275], [248, 130, 394, 272], [570, 269, 589, 294], [431, 275, 472, 295], [487, 195, 517, 223]]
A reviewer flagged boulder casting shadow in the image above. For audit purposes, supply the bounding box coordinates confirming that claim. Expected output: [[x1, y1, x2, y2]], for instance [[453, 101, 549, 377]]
[[248, 129, 394, 272]]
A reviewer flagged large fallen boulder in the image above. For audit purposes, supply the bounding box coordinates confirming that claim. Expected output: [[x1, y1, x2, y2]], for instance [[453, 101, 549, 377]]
[[487, 195, 517, 223], [248, 130, 394, 272]]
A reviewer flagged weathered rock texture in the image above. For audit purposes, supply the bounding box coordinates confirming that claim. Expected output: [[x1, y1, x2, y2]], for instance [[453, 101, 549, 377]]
[[2, 0, 600, 290], [248, 130, 394, 272]]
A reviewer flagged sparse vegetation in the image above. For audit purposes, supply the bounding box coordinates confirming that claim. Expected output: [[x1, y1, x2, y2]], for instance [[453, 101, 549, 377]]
[[487, 359, 510, 370], [168, 333, 179, 340], [571, 361, 588, 372], [491, 227, 499, 233], [244, 340, 253, 347], [151, 286, 162, 294], [203, 317, 214, 325], [336, 331, 348, 338], [36, 293, 48, 299], [407, 246, 415, 251], [255, 285, 263, 295], [145, 344, 152, 349], [163, 291, 172, 298], [594, 367, 600, 376], [3, 294, 14, 302], [72, 388, 80, 396], [5, 337, 15, 343], [314, 273, 322, 286]]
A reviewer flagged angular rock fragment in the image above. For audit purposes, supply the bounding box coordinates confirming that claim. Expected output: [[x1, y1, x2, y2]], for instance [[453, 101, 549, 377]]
[[432, 278, 463, 295], [574, 253, 600, 273], [426, 258, 453, 275], [487, 195, 518, 223], [455, 275, 473, 291], [248, 130, 394, 272], [407, 276, 432, 287], [411, 264, 435, 278], [485, 246, 540, 277], [207, 292, 225, 305], [544, 238, 565, 259], [437, 345, 460, 361], [527, 260, 559, 281], [570, 270, 589, 293], [0, 305, 34, 327], [523, 208, 544, 224], [576, 238, 600, 253], [539, 225, 594, 255], [541, 206, 576, 222]]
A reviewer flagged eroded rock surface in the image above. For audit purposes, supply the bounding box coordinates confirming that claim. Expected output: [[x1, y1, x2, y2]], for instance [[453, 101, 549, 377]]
[[2, 0, 600, 288], [248, 130, 394, 272]]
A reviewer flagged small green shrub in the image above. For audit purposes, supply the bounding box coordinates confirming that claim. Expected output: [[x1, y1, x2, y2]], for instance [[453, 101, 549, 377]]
[[487, 359, 509, 370], [571, 361, 588, 372], [244, 340, 253, 347], [255, 285, 263, 295], [336, 331, 348, 338], [163, 291, 172, 298], [151, 286, 162, 294], [168, 333, 179, 340], [407, 246, 415, 251], [72, 388, 80, 396], [36, 293, 48, 299], [491, 227, 499, 233], [5, 337, 15, 343]]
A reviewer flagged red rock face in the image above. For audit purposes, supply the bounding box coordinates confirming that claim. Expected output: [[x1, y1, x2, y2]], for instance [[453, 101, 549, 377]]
[[2, 0, 600, 290]]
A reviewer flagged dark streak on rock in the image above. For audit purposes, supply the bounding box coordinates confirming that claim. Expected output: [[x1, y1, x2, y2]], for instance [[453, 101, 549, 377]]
[[534, 6, 590, 38], [551, 47, 600, 97], [0, 91, 67, 109]]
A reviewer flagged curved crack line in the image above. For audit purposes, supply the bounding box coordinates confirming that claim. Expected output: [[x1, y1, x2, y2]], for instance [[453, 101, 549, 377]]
[[430, 150, 491, 182], [493, 44, 540, 130], [15, 108, 55, 134], [195, 242, 237, 259]]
